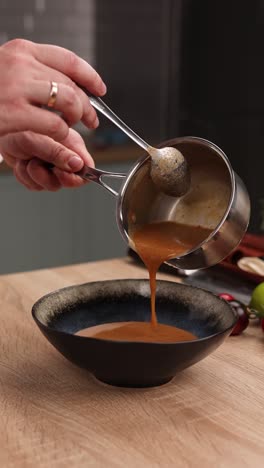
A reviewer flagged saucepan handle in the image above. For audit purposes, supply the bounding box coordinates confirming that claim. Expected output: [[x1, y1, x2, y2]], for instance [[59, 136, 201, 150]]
[[77, 165, 126, 197]]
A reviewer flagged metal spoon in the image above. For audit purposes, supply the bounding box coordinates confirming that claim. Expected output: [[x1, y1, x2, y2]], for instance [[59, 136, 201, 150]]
[[81, 89, 190, 197]]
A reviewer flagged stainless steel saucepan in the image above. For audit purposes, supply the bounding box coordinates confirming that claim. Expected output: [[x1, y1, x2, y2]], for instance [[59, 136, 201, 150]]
[[78, 136, 250, 270]]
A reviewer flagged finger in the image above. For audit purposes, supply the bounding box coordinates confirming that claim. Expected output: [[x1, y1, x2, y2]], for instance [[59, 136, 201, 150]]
[[60, 81, 99, 129], [33, 43, 107, 96], [31, 63, 100, 129], [13, 166, 33, 191], [72, 83, 99, 129], [61, 128, 95, 167], [2, 153, 16, 168], [53, 167, 87, 188], [14, 160, 44, 191], [16, 131, 86, 172], [0, 133, 31, 161], [30, 81, 82, 127], [27, 80, 98, 129], [65, 82, 99, 129], [0, 131, 88, 172], [11, 105, 69, 142], [27, 158, 62, 191]]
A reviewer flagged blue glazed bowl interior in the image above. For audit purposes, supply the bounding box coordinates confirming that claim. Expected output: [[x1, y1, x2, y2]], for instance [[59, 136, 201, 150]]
[[32, 279, 237, 387]]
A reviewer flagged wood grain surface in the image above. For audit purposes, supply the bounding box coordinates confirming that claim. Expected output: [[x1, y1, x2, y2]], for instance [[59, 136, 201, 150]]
[[0, 257, 263, 467]]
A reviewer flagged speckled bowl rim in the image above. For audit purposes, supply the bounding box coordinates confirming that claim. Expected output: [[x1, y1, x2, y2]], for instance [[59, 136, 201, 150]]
[[32, 279, 238, 346]]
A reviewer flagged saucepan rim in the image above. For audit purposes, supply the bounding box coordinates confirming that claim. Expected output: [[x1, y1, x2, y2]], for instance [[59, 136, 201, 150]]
[[116, 136, 236, 260]]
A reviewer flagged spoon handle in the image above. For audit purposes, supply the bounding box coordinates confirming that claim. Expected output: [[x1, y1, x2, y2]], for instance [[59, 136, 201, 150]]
[[80, 87, 151, 153]]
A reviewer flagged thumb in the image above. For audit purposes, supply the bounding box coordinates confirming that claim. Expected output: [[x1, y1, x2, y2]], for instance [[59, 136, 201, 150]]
[[14, 132, 85, 172], [35, 135, 85, 172], [60, 128, 95, 168]]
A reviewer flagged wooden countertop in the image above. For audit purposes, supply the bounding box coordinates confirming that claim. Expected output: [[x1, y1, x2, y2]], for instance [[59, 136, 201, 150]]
[[0, 257, 263, 467]]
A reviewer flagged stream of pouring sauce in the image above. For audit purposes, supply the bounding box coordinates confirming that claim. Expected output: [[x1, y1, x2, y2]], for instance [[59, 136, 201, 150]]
[[132, 221, 212, 326], [76, 221, 212, 343]]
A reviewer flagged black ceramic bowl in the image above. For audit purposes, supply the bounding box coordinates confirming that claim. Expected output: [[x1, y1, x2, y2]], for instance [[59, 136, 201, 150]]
[[32, 279, 237, 388]]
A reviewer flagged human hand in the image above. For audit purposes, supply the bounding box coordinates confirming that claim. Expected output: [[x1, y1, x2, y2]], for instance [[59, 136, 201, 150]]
[[0, 128, 94, 191], [0, 38, 106, 139]]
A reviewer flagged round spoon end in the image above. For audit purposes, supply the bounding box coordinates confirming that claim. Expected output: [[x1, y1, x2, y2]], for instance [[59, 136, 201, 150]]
[[150, 147, 191, 197]]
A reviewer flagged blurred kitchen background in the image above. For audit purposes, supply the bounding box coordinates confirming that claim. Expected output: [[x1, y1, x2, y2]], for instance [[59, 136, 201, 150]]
[[0, 0, 263, 274]]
